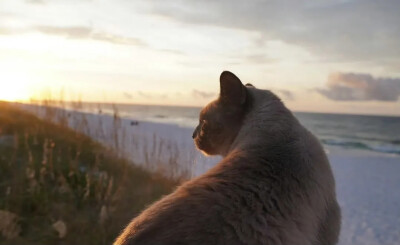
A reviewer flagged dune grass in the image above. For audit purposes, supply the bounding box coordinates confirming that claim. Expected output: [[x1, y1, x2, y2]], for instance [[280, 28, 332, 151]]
[[0, 101, 178, 245]]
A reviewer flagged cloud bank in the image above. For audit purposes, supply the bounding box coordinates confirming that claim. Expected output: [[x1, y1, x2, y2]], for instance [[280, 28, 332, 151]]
[[275, 89, 294, 101], [36, 26, 146, 46], [191, 89, 216, 99], [25, 0, 45, 5], [316, 72, 400, 101], [147, 0, 400, 62], [0, 25, 146, 46], [123, 92, 133, 99]]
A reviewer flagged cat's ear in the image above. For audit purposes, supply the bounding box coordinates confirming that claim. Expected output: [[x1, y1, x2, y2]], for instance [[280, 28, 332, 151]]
[[220, 71, 247, 105]]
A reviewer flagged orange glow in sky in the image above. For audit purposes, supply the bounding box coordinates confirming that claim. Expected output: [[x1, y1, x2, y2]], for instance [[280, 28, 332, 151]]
[[0, 69, 36, 102], [1, 0, 399, 115]]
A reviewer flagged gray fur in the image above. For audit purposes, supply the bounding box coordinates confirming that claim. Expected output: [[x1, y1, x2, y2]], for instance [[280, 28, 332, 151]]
[[115, 71, 341, 245]]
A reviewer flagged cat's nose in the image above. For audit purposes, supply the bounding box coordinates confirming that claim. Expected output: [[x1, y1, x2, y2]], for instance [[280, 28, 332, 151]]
[[192, 129, 197, 139], [192, 125, 199, 139]]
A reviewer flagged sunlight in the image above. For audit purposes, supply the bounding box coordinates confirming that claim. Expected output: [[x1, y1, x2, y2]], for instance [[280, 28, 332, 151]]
[[0, 70, 35, 102]]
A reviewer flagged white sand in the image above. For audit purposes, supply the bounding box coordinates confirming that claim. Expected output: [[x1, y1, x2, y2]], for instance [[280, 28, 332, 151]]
[[328, 147, 400, 245], [22, 104, 400, 245]]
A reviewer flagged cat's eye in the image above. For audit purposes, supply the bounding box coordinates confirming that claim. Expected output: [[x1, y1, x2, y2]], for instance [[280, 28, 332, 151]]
[[201, 120, 207, 130]]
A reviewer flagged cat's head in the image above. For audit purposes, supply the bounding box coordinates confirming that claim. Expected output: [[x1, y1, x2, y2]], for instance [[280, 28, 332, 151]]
[[192, 71, 253, 156]]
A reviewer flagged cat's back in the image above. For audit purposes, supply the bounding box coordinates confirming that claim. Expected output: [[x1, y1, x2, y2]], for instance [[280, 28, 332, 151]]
[[115, 150, 319, 245], [114, 158, 253, 245]]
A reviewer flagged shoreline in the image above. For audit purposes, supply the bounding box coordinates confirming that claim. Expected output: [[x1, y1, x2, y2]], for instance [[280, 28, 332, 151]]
[[20, 103, 400, 173], [20, 103, 400, 175]]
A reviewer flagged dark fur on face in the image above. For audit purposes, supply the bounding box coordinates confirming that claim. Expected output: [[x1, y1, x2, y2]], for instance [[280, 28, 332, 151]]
[[192, 71, 249, 156]]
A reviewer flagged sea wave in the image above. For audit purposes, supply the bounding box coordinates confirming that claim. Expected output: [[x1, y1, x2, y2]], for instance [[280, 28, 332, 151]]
[[321, 138, 400, 155]]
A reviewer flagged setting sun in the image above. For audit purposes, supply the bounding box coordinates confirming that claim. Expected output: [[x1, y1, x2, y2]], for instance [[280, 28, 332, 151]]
[[0, 70, 34, 102]]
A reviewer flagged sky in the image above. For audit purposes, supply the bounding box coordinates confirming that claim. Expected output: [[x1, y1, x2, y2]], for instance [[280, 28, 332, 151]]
[[0, 0, 400, 116]]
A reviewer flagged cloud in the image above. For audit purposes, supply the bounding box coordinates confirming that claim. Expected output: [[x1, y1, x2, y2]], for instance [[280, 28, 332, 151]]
[[137, 91, 168, 99], [0, 25, 146, 46], [191, 89, 216, 99], [245, 54, 277, 64], [90, 32, 146, 46], [36, 25, 146, 46], [0, 27, 17, 35], [137, 91, 152, 98], [35, 26, 91, 38], [25, 0, 46, 5], [147, 0, 400, 63], [123, 92, 133, 99], [316, 72, 400, 101], [275, 89, 294, 101], [158, 49, 185, 55]]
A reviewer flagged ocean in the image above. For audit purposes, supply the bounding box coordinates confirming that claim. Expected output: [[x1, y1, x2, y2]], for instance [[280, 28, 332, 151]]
[[81, 103, 400, 156]]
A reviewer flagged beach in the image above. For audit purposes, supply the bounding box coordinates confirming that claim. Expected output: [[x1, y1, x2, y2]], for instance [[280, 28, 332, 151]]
[[329, 147, 400, 245], [22, 104, 400, 245]]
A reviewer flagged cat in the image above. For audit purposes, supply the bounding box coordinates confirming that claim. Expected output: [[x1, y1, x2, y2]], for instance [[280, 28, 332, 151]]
[[114, 71, 341, 245]]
